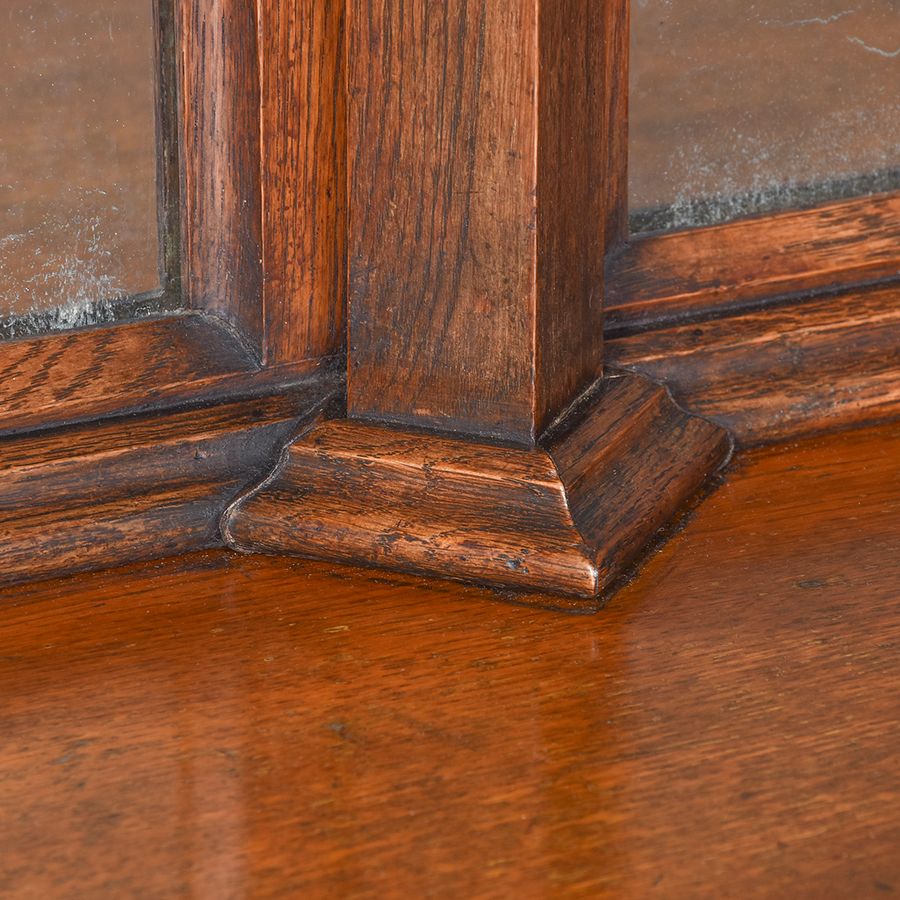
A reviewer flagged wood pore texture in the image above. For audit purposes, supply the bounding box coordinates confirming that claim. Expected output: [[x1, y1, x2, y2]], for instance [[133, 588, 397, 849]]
[[178, 0, 264, 351], [3, 420, 900, 896], [224, 372, 731, 600], [258, 0, 346, 364], [608, 284, 900, 446], [607, 193, 900, 331], [178, 0, 345, 365], [347, 0, 607, 443], [0, 385, 337, 586]]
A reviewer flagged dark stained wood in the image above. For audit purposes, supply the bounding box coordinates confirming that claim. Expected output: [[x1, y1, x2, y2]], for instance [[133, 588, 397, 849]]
[[347, 0, 607, 444], [176, 0, 345, 365], [177, 0, 264, 354], [224, 372, 730, 599], [601, 0, 629, 253], [536, 1, 607, 431], [0, 388, 335, 586], [0, 314, 340, 437], [608, 283, 900, 445], [3, 421, 900, 896], [258, 0, 346, 365], [152, 0, 182, 301], [607, 192, 900, 332]]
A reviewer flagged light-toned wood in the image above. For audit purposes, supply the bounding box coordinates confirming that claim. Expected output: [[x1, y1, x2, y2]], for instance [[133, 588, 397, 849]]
[[3, 421, 900, 896]]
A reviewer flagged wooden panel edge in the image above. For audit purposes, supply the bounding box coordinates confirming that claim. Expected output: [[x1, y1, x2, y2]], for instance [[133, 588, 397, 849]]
[[0, 382, 339, 588], [607, 284, 900, 445], [177, 0, 264, 352], [607, 192, 900, 331], [0, 313, 342, 437]]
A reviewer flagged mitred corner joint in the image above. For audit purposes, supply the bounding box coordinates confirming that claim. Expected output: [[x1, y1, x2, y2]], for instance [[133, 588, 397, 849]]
[[222, 371, 732, 605]]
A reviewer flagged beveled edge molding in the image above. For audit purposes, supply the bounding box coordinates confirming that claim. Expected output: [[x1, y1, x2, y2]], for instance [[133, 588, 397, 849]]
[[221, 371, 733, 605], [0, 376, 341, 589], [607, 283, 900, 447]]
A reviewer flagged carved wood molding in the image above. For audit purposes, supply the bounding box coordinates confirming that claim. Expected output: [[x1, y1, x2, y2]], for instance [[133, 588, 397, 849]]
[[0, 381, 339, 587], [222, 372, 732, 603], [608, 284, 900, 446]]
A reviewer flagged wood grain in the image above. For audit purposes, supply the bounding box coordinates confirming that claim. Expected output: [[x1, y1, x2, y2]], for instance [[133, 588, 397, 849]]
[[177, 0, 264, 353], [608, 283, 900, 445], [224, 372, 730, 599], [601, 0, 629, 253], [3, 421, 900, 896], [607, 192, 900, 331], [0, 314, 340, 437], [258, 0, 346, 364], [0, 388, 334, 586], [347, 0, 607, 443]]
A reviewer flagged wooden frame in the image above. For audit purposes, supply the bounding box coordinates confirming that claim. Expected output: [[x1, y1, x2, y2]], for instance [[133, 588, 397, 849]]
[[600, 0, 900, 335], [0, 0, 345, 581], [0, 0, 346, 437], [3, 0, 898, 602], [607, 193, 900, 333], [224, 0, 733, 606]]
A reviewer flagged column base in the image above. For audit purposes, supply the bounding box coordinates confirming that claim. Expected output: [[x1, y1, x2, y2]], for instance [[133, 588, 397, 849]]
[[223, 372, 732, 604]]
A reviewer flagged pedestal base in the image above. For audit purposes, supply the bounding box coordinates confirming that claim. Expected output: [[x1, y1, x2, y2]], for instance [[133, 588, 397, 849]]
[[223, 372, 732, 602]]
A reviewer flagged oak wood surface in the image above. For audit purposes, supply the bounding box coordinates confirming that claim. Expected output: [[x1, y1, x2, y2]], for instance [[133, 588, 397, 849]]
[[0, 314, 338, 437], [347, 0, 607, 443], [177, 0, 264, 353], [607, 192, 900, 332], [608, 283, 900, 445], [0, 387, 334, 586], [258, 0, 346, 364], [225, 372, 730, 599], [601, 0, 629, 251], [177, 0, 344, 366], [3, 421, 900, 896]]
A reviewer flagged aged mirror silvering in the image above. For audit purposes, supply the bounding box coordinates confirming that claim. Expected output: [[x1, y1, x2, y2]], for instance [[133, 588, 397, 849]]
[[0, 0, 170, 336], [630, 0, 900, 232]]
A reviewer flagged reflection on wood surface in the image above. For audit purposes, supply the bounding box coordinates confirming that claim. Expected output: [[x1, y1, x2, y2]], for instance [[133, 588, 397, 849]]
[[2, 422, 900, 894]]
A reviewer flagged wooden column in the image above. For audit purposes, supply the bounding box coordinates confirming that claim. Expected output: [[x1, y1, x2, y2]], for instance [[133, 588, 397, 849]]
[[178, 0, 346, 368], [346, 0, 608, 445], [225, 0, 732, 602]]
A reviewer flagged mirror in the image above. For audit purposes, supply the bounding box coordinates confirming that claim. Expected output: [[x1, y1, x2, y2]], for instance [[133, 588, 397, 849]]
[[0, 0, 175, 337], [630, 0, 900, 233]]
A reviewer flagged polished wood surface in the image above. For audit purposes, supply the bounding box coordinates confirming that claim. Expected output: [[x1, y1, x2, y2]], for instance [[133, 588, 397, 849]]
[[607, 192, 900, 331], [4, 421, 900, 896], [226, 372, 729, 599], [609, 283, 900, 445], [601, 0, 629, 251], [0, 315, 338, 438], [177, 0, 344, 367], [258, 0, 346, 365], [178, 0, 264, 352], [0, 315, 250, 435], [0, 390, 329, 586], [347, 0, 607, 443]]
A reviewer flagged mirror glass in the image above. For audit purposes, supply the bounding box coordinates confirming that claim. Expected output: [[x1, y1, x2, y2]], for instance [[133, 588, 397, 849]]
[[1, 0, 170, 335], [630, 0, 900, 233]]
